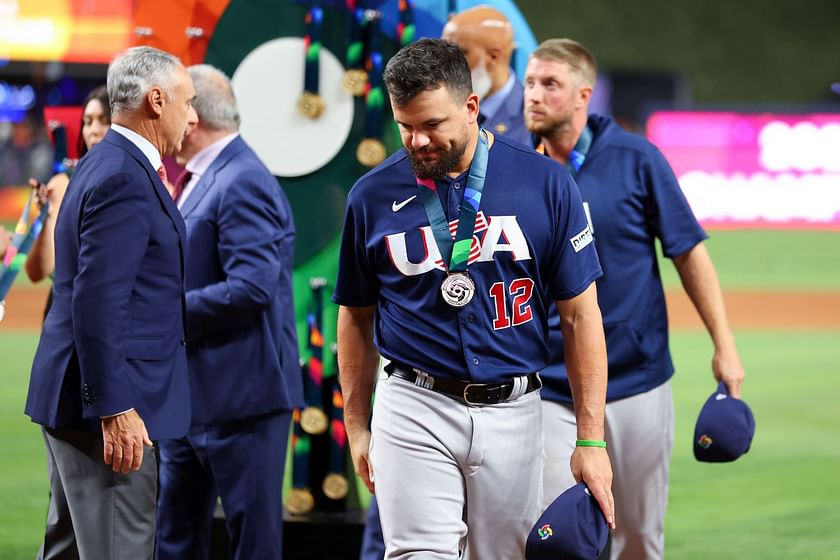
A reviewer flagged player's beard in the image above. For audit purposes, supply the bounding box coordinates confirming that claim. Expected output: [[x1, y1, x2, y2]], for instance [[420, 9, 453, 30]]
[[525, 106, 573, 139], [407, 126, 470, 180]]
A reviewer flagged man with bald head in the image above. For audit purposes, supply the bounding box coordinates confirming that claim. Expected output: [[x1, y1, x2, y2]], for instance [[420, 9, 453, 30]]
[[442, 5, 530, 145], [155, 64, 302, 560]]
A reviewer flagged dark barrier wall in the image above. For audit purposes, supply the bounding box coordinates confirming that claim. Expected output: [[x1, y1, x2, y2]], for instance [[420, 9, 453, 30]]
[[517, 0, 840, 105]]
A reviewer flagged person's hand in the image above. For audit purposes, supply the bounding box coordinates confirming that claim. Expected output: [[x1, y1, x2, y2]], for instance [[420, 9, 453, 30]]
[[712, 345, 745, 398], [28, 177, 62, 209], [101, 410, 153, 473], [346, 426, 375, 494], [571, 446, 615, 529], [28, 178, 49, 208]]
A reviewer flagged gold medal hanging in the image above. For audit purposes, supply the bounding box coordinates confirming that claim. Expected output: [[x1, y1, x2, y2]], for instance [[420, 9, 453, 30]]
[[285, 487, 315, 515], [298, 4, 325, 119]]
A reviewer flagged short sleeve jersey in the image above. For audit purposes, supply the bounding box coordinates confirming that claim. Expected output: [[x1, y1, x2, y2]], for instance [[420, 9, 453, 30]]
[[333, 135, 602, 384], [540, 114, 708, 403]]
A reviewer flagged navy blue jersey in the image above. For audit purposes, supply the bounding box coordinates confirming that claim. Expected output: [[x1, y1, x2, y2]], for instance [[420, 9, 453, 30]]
[[333, 135, 602, 384], [541, 115, 708, 403]]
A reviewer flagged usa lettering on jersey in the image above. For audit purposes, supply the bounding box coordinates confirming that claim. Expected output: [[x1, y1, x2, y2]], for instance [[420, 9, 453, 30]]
[[385, 211, 532, 276]]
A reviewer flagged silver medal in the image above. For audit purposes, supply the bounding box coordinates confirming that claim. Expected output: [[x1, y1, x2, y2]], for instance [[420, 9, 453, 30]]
[[441, 272, 475, 307]]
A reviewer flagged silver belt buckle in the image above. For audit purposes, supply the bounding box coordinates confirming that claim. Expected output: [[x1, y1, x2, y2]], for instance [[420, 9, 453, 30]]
[[463, 382, 492, 405]]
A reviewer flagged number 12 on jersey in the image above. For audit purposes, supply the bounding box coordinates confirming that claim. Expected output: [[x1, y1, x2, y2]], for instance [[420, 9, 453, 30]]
[[489, 278, 534, 330]]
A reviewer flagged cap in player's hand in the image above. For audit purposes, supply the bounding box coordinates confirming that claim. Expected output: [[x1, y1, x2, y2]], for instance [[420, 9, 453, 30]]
[[526, 483, 609, 560], [693, 381, 755, 462]]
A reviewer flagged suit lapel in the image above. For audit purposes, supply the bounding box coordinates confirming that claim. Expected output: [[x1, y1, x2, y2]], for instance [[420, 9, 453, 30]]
[[179, 136, 246, 218]]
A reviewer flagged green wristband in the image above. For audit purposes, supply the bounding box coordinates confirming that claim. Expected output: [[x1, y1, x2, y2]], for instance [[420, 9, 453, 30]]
[[576, 439, 607, 448]]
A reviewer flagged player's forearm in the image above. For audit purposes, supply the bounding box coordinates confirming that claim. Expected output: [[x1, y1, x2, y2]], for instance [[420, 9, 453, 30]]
[[673, 243, 736, 351], [556, 284, 608, 440], [337, 305, 379, 435]]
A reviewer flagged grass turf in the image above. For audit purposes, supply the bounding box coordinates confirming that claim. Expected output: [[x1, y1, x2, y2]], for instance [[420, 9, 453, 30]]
[[666, 330, 840, 559], [658, 230, 840, 291], [2, 330, 839, 558], [0, 332, 46, 559]]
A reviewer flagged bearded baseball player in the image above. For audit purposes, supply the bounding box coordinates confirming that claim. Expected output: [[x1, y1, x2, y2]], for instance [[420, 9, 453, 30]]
[[334, 38, 614, 559], [524, 38, 746, 560]]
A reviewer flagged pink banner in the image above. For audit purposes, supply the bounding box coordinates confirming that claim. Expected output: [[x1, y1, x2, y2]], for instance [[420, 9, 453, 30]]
[[646, 111, 840, 229]]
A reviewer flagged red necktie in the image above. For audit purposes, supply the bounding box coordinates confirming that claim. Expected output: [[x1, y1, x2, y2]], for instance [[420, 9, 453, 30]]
[[172, 170, 192, 203], [157, 165, 168, 184]]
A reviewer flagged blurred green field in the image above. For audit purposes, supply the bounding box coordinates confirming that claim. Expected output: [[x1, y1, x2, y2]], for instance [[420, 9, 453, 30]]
[[659, 230, 840, 291], [1, 229, 838, 558], [666, 331, 840, 559]]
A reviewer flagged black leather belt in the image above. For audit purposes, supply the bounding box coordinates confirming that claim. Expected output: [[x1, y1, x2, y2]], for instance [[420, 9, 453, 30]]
[[385, 362, 542, 406]]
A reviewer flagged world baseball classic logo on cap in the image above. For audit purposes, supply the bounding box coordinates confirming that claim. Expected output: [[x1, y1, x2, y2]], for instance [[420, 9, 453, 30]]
[[693, 381, 756, 462], [697, 434, 713, 449], [537, 524, 553, 541], [526, 483, 608, 560]]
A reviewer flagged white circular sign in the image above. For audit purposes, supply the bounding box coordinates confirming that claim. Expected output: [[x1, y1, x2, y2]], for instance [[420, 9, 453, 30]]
[[232, 38, 355, 177]]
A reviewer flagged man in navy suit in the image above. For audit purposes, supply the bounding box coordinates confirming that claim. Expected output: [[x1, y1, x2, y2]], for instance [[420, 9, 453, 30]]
[[155, 64, 303, 560], [26, 46, 197, 559], [442, 5, 530, 146]]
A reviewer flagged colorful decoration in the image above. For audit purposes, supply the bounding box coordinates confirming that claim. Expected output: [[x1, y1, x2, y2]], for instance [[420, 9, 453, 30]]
[[356, 10, 387, 167], [300, 277, 329, 435], [286, 408, 315, 514], [341, 0, 368, 96], [297, 2, 326, 118], [397, 0, 415, 46], [322, 342, 348, 500]]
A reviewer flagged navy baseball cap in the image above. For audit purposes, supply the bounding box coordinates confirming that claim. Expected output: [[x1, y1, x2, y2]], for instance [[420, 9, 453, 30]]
[[693, 381, 755, 462], [526, 483, 609, 560]]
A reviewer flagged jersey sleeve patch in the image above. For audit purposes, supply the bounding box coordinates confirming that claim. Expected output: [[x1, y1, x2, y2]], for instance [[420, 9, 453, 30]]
[[569, 225, 593, 253]]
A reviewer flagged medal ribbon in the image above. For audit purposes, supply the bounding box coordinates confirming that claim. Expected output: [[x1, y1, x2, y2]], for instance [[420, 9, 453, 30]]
[[536, 124, 592, 177], [290, 410, 311, 492], [345, 0, 365, 70], [415, 129, 489, 273], [326, 344, 347, 484], [302, 2, 324, 97], [397, 0, 415, 46], [567, 124, 592, 175], [304, 278, 326, 411], [361, 10, 384, 140], [0, 190, 49, 301]]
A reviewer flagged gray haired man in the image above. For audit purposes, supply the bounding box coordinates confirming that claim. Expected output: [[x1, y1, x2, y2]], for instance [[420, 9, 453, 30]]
[[155, 64, 303, 560], [26, 46, 197, 559]]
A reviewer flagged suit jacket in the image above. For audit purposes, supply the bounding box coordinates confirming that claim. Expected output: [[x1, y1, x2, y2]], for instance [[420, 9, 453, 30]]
[[179, 136, 303, 424], [484, 78, 531, 147], [25, 129, 191, 440]]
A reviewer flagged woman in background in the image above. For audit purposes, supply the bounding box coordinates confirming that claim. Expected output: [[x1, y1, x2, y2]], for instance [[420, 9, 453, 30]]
[[25, 86, 110, 305]]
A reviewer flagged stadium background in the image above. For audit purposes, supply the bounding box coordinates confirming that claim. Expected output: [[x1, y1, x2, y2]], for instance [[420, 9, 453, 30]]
[[1, 0, 839, 558]]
